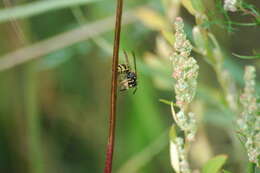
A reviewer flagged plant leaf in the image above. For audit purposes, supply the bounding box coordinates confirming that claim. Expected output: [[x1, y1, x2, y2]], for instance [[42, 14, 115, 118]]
[[190, 0, 205, 13], [202, 155, 228, 173], [181, 0, 197, 15], [169, 125, 179, 173], [232, 53, 260, 59]]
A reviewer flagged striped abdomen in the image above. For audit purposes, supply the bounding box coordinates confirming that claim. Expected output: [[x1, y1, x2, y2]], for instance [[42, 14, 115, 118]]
[[117, 64, 129, 74]]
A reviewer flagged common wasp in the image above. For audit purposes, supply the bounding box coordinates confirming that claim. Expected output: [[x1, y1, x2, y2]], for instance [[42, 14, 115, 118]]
[[117, 50, 137, 94]]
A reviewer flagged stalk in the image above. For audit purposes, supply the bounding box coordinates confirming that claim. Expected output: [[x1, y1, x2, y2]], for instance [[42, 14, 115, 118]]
[[104, 0, 123, 172]]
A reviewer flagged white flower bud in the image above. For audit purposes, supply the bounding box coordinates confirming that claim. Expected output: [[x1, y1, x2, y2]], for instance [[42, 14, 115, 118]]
[[224, 0, 237, 12]]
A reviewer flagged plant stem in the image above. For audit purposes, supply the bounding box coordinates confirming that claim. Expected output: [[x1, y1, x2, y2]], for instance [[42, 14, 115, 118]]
[[25, 63, 44, 173], [4, 1, 44, 172], [104, 0, 123, 172], [247, 162, 256, 173]]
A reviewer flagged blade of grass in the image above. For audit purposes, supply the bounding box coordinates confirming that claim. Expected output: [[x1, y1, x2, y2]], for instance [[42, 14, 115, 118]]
[[232, 53, 260, 59], [124, 75, 166, 173], [3, 0, 26, 44], [25, 63, 44, 173], [71, 6, 113, 55], [0, 0, 99, 23], [3, 1, 44, 173], [0, 9, 137, 71], [117, 130, 168, 173]]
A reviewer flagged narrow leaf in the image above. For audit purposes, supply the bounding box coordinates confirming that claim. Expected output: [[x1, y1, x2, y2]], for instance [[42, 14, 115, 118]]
[[232, 53, 260, 59], [181, 0, 197, 15], [202, 155, 228, 173], [190, 0, 205, 13], [169, 125, 179, 173]]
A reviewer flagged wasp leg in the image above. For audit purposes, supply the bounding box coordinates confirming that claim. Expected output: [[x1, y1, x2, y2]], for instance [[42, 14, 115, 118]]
[[120, 88, 127, 92], [133, 87, 137, 94], [119, 79, 128, 84], [119, 79, 130, 92]]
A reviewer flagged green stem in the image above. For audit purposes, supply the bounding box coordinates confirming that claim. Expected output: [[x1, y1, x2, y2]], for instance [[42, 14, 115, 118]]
[[247, 162, 256, 173], [229, 22, 258, 26], [25, 63, 44, 173], [3, 0, 44, 172], [159, 99, 176, 106]]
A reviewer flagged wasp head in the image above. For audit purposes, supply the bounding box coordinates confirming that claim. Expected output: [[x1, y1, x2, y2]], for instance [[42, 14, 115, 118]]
[[127, 72, 137, 80]]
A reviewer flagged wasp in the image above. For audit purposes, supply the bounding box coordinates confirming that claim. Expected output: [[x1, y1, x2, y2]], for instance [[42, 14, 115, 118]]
[[117, 50, 138, 94]]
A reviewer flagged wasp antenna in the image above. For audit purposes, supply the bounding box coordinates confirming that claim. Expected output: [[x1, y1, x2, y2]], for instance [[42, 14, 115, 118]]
[[123, 49, 130, 68], [133, 87, 137, 94], [131, 51, 137, 75]]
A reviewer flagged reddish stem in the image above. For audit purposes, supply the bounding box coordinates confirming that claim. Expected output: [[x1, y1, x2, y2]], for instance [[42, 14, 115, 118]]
[[104, 0, 123, 173]]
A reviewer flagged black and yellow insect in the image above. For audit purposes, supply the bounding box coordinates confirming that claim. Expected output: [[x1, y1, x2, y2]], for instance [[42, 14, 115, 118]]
[[117, 50, 137, 94]]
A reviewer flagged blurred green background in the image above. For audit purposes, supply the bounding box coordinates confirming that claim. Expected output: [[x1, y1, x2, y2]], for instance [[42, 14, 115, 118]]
[[0, 0, 259, 173]]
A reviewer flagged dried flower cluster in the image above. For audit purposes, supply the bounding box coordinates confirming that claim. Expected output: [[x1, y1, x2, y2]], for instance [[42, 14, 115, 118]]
[[169, 17, 199, 173], [237, 66, 260, 165], [171, 106, 197, 141], [171, 17, 199, 141], [170, 137, 191, 173], [224, 0, 238, 12]]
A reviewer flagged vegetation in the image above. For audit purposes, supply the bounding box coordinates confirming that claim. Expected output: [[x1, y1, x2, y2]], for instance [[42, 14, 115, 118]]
[[0, 0, 259, 173]]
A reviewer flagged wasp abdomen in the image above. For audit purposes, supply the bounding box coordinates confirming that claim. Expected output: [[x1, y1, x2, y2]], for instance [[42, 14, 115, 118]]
[[117, 64, 129, 74]]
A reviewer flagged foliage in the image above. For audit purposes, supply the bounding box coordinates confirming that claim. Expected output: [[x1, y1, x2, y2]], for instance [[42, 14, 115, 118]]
[[202, 155, 228, 173], [0, 0, 259, 173]]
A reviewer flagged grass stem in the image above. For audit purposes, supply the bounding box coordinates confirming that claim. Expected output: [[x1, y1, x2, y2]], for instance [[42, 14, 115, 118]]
[[104, 0, 123, 172]]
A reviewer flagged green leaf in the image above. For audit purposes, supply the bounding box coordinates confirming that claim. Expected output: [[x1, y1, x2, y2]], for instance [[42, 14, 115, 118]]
[[232, 53, 260, 59], [190, 0, 205, 13], [222, 170, 232, 173], [202, 155, 228, 173], [169, 125, 179, 173], [181, 0, 197, 15], [169, 125, 177, 142]]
